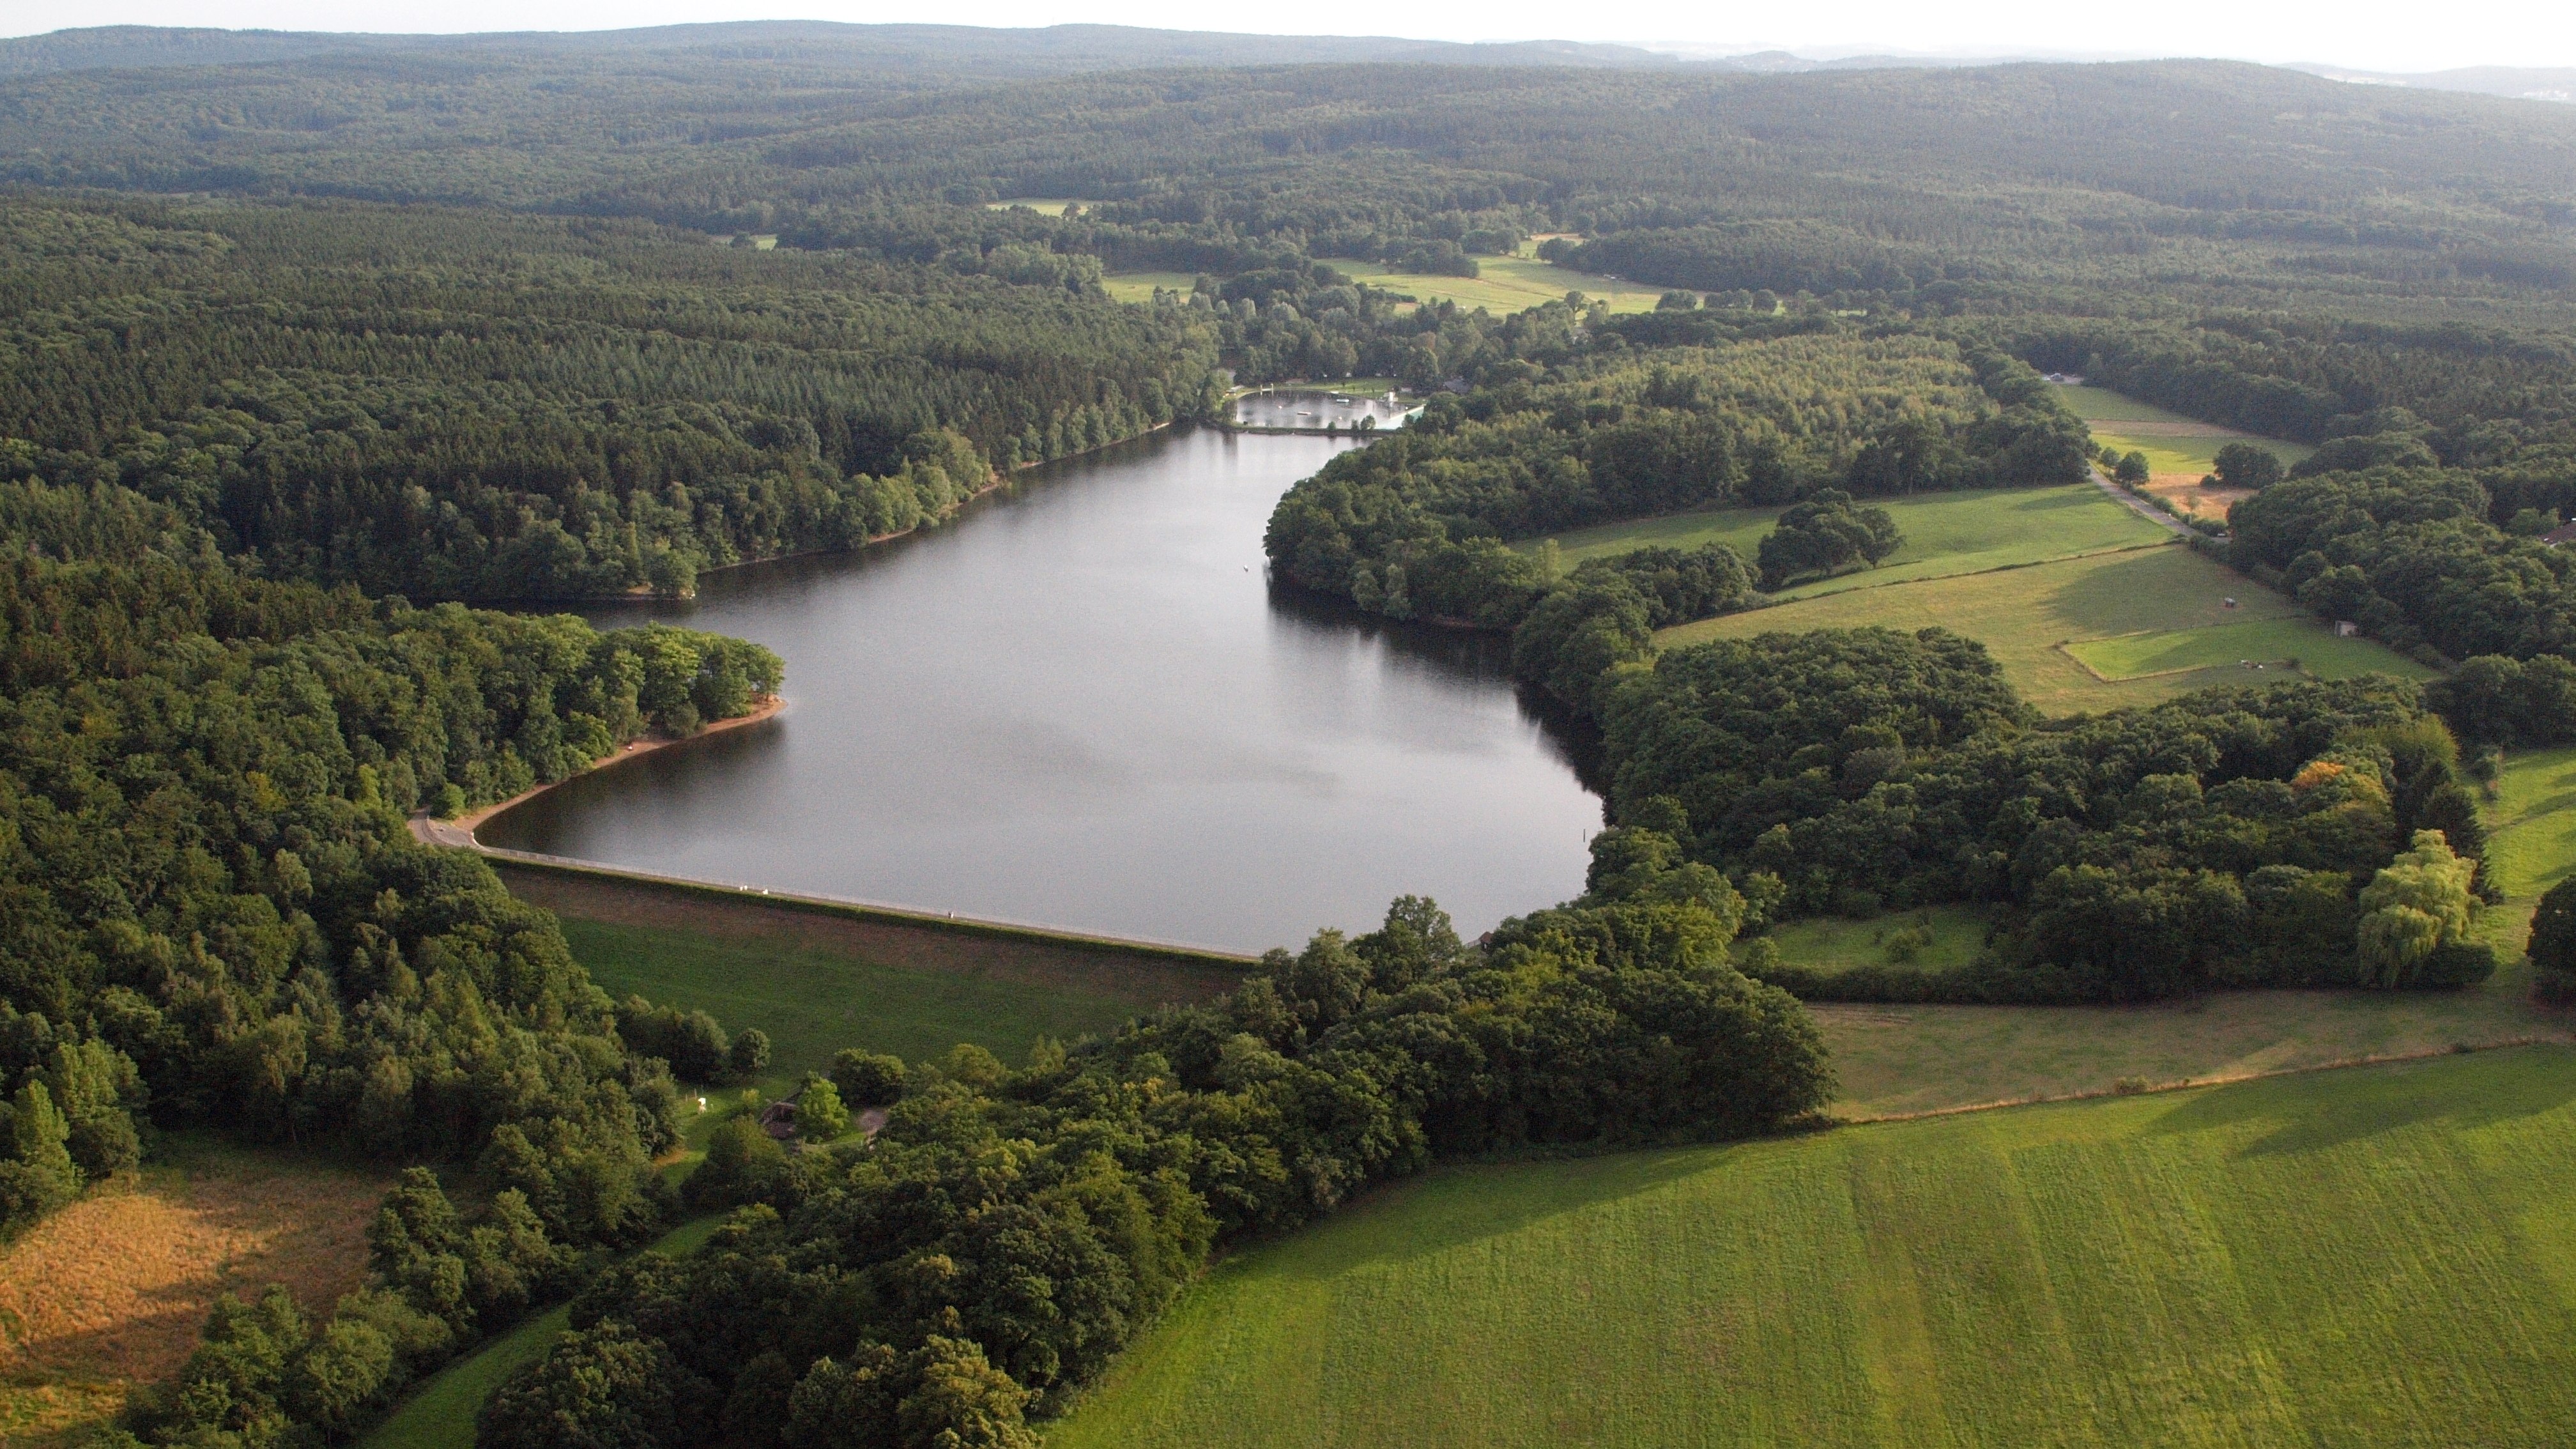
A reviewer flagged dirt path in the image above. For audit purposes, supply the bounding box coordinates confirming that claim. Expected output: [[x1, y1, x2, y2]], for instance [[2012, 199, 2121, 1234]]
[[2089, 465, 2196, 537]]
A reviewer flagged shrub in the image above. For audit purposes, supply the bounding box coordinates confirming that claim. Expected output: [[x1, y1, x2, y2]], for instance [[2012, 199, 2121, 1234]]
[[794, 1077, 850, 1140], [2531, 878, 2576, 1002], [2212, 441, 2284, 489], [829, 1050, 908, 1109]]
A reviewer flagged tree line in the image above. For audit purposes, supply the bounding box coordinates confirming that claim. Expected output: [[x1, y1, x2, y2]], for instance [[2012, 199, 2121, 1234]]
[[1594, 629, 2499, 1002]]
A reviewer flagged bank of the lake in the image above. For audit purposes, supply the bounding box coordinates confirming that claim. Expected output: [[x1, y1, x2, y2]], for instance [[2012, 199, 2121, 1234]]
[[479, 428, 1604, 954]]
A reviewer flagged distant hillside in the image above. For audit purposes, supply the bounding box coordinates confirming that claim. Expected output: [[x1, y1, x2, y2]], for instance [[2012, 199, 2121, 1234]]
[[2288, 62, 2576, 103], [0, 22, 1695, 79]]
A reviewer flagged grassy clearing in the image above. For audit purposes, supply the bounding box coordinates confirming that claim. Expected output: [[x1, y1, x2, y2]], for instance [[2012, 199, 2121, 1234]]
[[2057, 383, 2313, 485], [1657, 546, 2423, 715], [1100, 270, 1199, 304], [1813, 960, 2558, 1118], [2487, 746, 2576, 901], [1763, 903, 1991, 979], [2066, 617, 2439, 683], [0, 1138, 392, 1448], [986, 198, 1089, 216], [1533, 485, 2170, 597], [358, 1216, 726, 1449], [1053, 1046, 2576, 1449], [502, 867, 1235, 1081], [1311, 255, 1666, 314]]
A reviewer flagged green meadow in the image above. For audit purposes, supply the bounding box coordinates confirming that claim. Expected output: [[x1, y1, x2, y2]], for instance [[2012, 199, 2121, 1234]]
[[1659, 546, 2424, 714], [1534, 484, 2170, 597], [558, 916, 1155, 1078], [2487, 746, 2576, 901], [1761, 903, 1993, 979], [1054, 1046, 2576, 1449], [1312, 254, 1667, 314], [1101, 270, 1201, 304], [2066, 617, 2439, 683], [2057, 383, 2313, 477], [360, 1218, 728, 1449]]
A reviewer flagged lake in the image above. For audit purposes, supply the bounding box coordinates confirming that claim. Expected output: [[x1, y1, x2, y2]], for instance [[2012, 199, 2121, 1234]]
[[480, 427, 1603, 954]]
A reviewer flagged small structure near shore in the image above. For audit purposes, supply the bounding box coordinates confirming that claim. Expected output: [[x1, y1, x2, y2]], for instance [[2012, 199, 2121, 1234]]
[[758, 1098, 800, 1140]]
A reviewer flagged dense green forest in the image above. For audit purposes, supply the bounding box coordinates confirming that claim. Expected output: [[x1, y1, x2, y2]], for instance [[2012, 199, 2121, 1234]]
[[0, 195, 1224, 601], [1594, 633, 2497, 1002], [3, 25, 2575, 1449]]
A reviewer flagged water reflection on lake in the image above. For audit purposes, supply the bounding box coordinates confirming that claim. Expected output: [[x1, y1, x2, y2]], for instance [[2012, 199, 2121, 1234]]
[[1231, 388, 1418, 431], [482, 428, 1600, 953]]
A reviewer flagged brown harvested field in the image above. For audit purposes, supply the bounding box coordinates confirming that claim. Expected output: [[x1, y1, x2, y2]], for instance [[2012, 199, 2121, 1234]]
[[2141, 476, 2249, 523], [0, 1142, 392, 1447], [1818, 956, 2572, 1119], [495, 862, 1246, 1010]]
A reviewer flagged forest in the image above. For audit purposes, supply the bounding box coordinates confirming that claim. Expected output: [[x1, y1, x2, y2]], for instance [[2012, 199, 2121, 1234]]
[[1, 24, 2573, 1449]]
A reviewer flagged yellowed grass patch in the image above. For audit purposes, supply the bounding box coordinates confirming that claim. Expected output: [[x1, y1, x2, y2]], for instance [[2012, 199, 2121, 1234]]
[[0, 1145, 392, 1446]]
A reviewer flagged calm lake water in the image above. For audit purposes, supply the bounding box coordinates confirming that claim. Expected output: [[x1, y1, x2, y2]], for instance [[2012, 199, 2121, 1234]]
[[482, 428, 1603, 953]]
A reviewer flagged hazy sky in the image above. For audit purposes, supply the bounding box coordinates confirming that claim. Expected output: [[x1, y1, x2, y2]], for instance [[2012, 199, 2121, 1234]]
[[2, 0, 2571, 74]]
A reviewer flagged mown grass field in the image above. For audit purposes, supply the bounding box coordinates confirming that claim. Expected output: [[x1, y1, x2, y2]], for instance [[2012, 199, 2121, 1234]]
[[502, 866, 1240, 1085], [1534, 484, 2170, 597], [1657, 546, 2425, 714], [2487, 746, 2576, 901], [2066, 617, 2439, 683], [1312, 255, 1666, 314], [1053, 1046, 2576, 1449]]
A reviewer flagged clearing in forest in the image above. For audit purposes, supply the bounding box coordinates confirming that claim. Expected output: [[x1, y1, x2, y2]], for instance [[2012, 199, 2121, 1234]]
[[2485, 746, 2576, 901], [1655, 546, 2426, 714], [1308, 255, 1666, 314], [1050, 1046, 2576, 1449], [2057, 383, 2314, 523], [1532, 484, 2170, 595], [0, 1142, 392, 1449]]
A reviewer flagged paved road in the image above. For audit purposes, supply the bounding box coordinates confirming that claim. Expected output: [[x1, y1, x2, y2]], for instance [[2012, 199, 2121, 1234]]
[[408, 814, 477, 848]]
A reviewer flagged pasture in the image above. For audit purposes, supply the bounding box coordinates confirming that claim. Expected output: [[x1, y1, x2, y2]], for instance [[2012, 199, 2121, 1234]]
[[1312, 254, 1667, 314], [1534, 484, 2170, 596], [1052, 1046, 2576, 1449], [2486, 746, 2576, 901], [2064, 617, 2439, 683], [1656, 546, 2424, 714]]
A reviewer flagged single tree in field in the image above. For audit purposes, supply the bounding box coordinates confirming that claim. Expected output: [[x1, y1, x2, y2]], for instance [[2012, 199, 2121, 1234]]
[[2529, 877, 2576, 1002], [1757, 490, 1904, 588], [2113, 450, 2151, 484], [2212, 441, 2284, 490], [2356, 831, 2477, 988]]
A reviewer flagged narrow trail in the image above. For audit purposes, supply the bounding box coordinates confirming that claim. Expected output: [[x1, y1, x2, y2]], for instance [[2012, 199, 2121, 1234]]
[[2089, 465, 2197, 538]]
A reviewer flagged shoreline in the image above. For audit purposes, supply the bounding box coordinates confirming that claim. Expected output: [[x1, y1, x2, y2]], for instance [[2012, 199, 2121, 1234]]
[[409, 693, 787, 849]]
